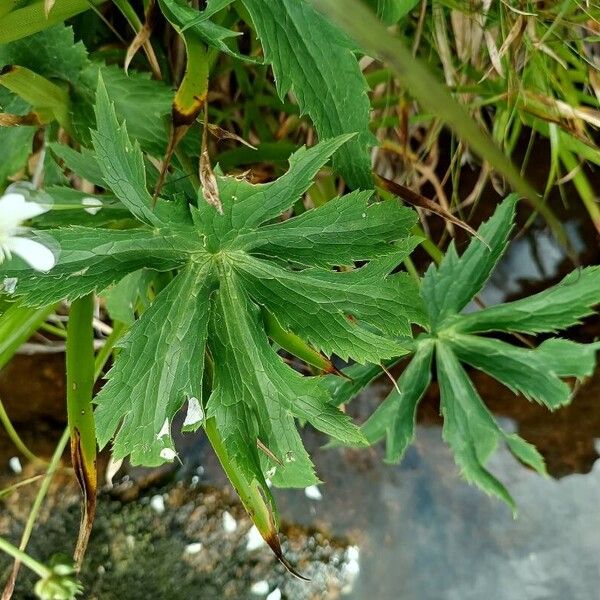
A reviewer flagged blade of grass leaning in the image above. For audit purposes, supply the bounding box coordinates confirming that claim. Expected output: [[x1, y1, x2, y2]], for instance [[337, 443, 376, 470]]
[[0, 0, 105, 43], [1, 321, 125, 598], [1, 428, 70, 600], [311, 0, 567, 246], [0, 66, 71, 132], [0, 303, 56, 370], [66, 294, 97, 570]]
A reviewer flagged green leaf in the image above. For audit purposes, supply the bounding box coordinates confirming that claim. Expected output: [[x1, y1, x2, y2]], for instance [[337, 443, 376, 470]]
[[364, 0, 419, 24], [49, 143, 105, 188], [0, 0, 104, 45], [246, 191, 417, 267], [0, 92, 35, 186], [436, 341, 516, 511], [235, 252, 418, 362], [242, 0, 374, 188], [447, 333, 574, 410], [71, 65, 176, 156], [504, 434, 547, 476], [95, 265, 214, 465], [421, 196, 518, 328], [362, 339, 433, 462], [0, 23, 88, 82], [532, 338, 600, 378], [105, 270, 153, 325], [10, 124, 419, 491], [196, 135, 353, 248], [91, 76, 162, 227], [208, 274, 364, 487], [2, 227, 190, 306], [158, 0, 245, 59], [456, 266, 600, 334]]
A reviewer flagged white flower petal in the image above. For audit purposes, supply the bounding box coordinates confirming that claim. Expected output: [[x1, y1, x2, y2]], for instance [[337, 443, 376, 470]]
[[0, 193, 48, 225], [7, 236, 55, 272]]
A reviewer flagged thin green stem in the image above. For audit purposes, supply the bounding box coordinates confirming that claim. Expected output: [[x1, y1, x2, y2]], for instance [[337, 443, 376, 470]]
[[0, 398, 46, 465], [1, 427, 69, 599], [0, 537, 50, 579]]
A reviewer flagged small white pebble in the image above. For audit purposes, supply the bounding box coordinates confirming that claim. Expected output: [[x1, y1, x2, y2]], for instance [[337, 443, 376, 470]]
[[346, 545, 360, 562], [266, 588, 281, 600], [344, 558, 360, 577], [245, 525, 266, 551], [8, 456, 22, 474], [222, 511, 237, 533], [159, 448, 177, 461], [250, 581, 269, 595], [150, 494, 165, 514], [81, 197, 103, 215], [304, 485, 322, 500], [184, 542, 203, 555]]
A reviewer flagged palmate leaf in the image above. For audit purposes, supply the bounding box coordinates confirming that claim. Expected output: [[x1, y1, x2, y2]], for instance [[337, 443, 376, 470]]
[[363, 196, 600, 510], [5, 79, 422, 493], [241, 0, 374, 189]]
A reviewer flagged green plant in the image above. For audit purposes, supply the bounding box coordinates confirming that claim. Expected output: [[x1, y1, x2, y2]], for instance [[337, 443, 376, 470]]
[[358, 197, 600, 510], [0, 0, 599, 593]]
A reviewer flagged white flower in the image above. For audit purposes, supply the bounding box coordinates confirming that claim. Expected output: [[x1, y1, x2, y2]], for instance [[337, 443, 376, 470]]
[[0, 192, 55, 272]]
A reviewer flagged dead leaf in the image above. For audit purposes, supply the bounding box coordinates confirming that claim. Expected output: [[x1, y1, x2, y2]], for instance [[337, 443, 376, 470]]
[[199, 105, 223, 214], [375, 174, 486, 245], [124, 0, 162, 79]]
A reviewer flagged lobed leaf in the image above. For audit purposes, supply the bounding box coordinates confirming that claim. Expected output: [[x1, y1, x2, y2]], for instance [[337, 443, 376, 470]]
[[448, 334, 575, 410], [2, 227, 191, 306], [91, 76, 162, 227], [207, 272, 365, 487], [242, 0, 374, 188], [95, 264, 214, 465], [246, 191, 417, 267], [362, 339, 433, 462], [455, 266, 600, 334]]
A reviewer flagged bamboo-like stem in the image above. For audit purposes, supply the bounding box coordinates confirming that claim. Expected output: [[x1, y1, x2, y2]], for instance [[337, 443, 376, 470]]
[[66, 295, 97, 570]]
